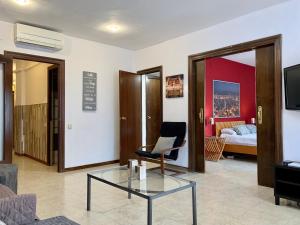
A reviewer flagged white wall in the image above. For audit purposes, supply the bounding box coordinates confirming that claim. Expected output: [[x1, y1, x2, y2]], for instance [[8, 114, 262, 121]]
[[15, 62, 51, 106], [134, 0, 300, 167], [1, 0, 300, 169], [0, 20, 134, 168]]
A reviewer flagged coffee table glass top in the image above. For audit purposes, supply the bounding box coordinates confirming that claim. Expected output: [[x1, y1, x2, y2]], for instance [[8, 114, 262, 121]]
[[88, 166, 194, 198]]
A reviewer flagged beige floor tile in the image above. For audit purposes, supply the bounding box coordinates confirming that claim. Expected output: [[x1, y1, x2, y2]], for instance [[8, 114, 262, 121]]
[[13, 155, 300, 225]]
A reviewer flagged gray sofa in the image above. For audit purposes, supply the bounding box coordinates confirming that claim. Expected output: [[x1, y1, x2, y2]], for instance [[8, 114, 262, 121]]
[[0, 165, 79, 225], [0, 164, 18, 194]]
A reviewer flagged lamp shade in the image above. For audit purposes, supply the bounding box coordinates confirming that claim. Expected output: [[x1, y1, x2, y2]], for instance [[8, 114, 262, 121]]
[[210, 117, 215, 125]]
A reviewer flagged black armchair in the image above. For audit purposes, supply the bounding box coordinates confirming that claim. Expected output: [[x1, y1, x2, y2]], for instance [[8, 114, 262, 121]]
[[135, 122, 186, 174]]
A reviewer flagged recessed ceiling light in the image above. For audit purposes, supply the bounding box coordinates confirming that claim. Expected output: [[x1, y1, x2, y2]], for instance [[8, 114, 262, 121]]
[[99, 22, 126, 34], [15, 0, 29, 5], [106, 24, 122, 33]]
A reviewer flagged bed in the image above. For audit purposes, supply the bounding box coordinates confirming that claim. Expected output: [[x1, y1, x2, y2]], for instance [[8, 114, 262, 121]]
[[215, 121, 257, 155]]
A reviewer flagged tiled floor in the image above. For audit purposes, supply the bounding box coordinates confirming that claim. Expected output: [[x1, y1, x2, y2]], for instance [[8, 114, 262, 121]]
[[14, 155, 300, 225]]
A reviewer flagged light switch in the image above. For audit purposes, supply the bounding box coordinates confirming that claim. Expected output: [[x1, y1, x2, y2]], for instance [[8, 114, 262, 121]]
[[67, 124, 72, 129]]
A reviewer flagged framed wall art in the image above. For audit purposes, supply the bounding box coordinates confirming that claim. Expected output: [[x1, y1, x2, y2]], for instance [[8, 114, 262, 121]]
[[166, 74, 184, 98], [213, 80, 240, 118]]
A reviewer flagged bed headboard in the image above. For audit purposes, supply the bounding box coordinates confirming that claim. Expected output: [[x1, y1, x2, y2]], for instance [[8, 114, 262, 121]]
[[215, 121, 245, 137]]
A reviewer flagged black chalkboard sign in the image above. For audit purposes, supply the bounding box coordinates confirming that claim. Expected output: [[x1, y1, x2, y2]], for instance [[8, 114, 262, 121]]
[[82, 71, 97, 111]]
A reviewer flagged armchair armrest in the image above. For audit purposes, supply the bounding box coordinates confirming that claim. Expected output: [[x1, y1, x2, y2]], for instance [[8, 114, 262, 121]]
[[140, 144, 155, 148], [0, 164, 18, 193], [0, 194, 37, 225], [139, 144, 155, 152]]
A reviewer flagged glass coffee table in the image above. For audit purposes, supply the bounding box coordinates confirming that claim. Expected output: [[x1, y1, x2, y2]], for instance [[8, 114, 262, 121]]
[[87, 166, 197, 225]]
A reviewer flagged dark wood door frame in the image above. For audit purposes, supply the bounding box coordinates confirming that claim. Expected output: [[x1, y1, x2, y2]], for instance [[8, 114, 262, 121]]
[[4, 51, 65, 172], [145, 75, 162, 146], [47, 65, 59, 166], [188, 35, 283, 173], [0, 55, 13, 164], [119, 66, 162, 165], [137, 65, 163, 125], [137, 65, 163, 76]]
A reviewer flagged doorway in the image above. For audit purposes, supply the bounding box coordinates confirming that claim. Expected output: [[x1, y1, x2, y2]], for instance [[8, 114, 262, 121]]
[[13, 59, 54, 167], [138, 67, 163, 147], [203, 50, 258, 181], [188, 35, 283, 187], [119, 66, 163, 165], [4, 51, 65, 172]]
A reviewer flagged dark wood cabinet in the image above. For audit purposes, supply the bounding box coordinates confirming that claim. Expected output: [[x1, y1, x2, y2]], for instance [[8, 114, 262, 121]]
[[274, 164, 300, 206]]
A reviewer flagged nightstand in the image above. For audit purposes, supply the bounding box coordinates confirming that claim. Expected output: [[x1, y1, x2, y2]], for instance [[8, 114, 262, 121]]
[[275, 163, 300, 206]]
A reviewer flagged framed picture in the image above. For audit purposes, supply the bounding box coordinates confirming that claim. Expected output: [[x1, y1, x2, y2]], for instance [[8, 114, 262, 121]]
[[213, 80, 240, 118], [82, 71, 97, 111], [166, 74, 184, 98]]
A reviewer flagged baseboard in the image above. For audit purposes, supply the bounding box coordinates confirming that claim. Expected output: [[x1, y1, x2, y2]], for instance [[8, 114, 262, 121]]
[[14, 152, 23, 156], [15, 152, 48, 165], [63, 160, 120, 172]]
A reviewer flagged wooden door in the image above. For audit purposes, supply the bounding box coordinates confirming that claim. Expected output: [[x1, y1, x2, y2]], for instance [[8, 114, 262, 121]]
[[0, 55, 13, 164], [146, 76, 162, 145], [119, 71, 142, 165], [256, 45, 276, 187], [195, 60, 206, 172]]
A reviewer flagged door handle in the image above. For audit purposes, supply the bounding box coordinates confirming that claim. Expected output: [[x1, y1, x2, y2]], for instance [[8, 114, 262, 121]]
[[147, 115, 152, 119], [257, 106, 263, 125], [198, 108, 204, 124], [121, 116, 127, 120]]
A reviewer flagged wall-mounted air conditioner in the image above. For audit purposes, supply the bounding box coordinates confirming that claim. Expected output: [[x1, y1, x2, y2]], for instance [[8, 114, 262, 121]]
[[14, 23, 64, 50]]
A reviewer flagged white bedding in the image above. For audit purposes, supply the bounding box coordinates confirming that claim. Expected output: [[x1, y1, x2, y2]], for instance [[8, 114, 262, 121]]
[[220, 133, 257, 146]]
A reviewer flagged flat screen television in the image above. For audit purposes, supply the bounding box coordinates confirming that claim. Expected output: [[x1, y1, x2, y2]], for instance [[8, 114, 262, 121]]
[[284, 64, 300, 110]]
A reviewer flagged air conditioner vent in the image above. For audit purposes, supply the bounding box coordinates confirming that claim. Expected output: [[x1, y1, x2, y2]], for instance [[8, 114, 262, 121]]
[[14, 23, 64, 50]]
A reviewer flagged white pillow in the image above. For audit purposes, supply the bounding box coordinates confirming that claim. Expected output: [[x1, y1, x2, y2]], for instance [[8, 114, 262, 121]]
[[0, 221, 6, 225], [151, 137, 176, 154], [221, 128, 237, 135]]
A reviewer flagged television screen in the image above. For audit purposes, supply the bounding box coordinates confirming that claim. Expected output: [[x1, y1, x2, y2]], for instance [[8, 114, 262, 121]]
[[284, 64, 300, 110]]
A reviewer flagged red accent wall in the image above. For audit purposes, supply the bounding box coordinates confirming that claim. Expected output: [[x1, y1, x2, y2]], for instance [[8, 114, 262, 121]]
[[205, 57, 256, 136]]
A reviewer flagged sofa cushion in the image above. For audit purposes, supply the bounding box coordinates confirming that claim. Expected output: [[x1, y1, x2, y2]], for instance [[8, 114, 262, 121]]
[[0, 185, 16, 199], [151, 136, 176, 155], [0, 194, 36, 225]]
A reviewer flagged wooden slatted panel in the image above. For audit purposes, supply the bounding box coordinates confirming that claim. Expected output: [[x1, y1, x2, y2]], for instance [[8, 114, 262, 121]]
[[13, 103, 48, 163], [13, 106, 23, 154]]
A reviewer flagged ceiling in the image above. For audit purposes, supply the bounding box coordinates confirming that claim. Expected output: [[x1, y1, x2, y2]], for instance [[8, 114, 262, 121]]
[[0, 0, 290, 50], [223, 51, 256, 67]]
